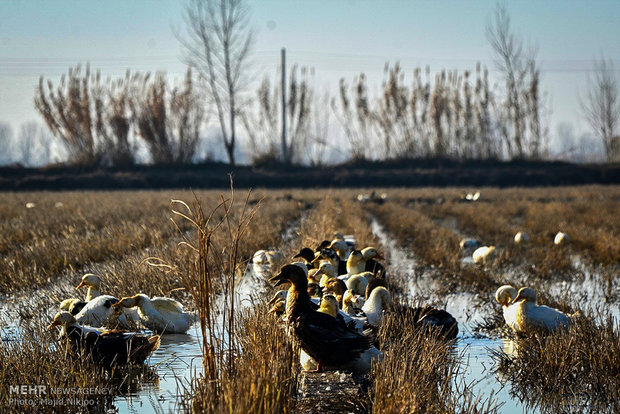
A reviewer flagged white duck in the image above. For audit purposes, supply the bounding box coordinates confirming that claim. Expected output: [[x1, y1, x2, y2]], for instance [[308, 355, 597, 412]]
[[75, 273, 139, 328], [514, 232, 529, 243], [362, 286, 392, 327], [74, 295, 124, 328], [114, 294, 193, 334], [495, 285, 519, 332], [346, 273, 369, 297], [554, 232, 569, 245], [473, 246, 496, 264], [510, 287, 571, 333]]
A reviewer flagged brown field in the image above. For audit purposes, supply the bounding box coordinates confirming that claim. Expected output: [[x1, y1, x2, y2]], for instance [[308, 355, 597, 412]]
[[1, 185, 618, 413]]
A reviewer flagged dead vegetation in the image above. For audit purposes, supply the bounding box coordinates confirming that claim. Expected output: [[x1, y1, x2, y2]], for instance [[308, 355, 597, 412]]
[[0, 186, 618, 413], [492, 311, 620, 413], [372, 309, 500, 414]]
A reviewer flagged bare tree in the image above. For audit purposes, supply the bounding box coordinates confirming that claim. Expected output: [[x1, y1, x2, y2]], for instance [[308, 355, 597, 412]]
[[17, 122, 39, 167], [133, 69, 206, 164], [581, 56, 620, 162], [179, 0, 254, 166], [306, 89, 331, 166], [0, 123, 13, 165], [242, 66, 313, 165], [332, 74, 375, 160], [34, 65, 137, 166], [486, 3, 547, 159]]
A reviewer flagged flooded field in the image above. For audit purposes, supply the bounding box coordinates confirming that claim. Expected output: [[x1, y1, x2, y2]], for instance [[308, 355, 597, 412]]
[[0, 187, 618, 413]]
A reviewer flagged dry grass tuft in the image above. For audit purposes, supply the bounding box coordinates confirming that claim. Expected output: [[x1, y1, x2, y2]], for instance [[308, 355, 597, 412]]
[[371, 305, 500, 413], [170, 184, 298, 413], [492, 311, 620, 413], [0, 319, 117, 413]]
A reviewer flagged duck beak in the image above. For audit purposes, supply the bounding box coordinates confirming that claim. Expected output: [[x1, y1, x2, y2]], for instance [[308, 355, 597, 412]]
[[47, 320, 60, 330], [269, 272, 288, 288], [375, 252, 385, 260], [292, 252, 303, 259], [75, 280, 86, 290], [267, 295, 279, 306]]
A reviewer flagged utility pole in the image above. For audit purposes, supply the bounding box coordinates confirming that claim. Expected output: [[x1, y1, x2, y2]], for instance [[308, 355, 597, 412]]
[[281, 47, 287, 163]]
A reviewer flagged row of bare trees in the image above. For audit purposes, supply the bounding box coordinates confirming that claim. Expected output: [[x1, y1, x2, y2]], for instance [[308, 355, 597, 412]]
[[34, 66, 206, 166], [25, 0, 619, 167]]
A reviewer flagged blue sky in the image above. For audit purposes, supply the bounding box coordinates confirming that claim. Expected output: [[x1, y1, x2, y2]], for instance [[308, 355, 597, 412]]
[[1, 0, 619, 156]]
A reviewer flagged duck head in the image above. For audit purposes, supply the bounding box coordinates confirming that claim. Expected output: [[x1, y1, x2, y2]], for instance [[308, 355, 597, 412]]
[[268, 290, 288, 306], [343, 289, 360, 307], [315, 240, 331, 251], [511, 287, 537, 304], [76, 273, 101, 290], [365, 278, 386, 299], [293, 247, 315, 263], [268, 298, 286, 315], [307, 283, 323, 298], [369, 286, 393, 311], [47, 311, 77, 330], [315, 261, 337, 279], [269, 264, 309, 291], [361, 247, 384, 261], [329, 239, 350, 258], [325, 278, 347, 296], [495, 285, 518, 307], [307, 268, 321, 284], [312, 248, 338, 267], [114, 293, 150, 309], [347, 250, 364, 265], [318, 294, 339, 318]]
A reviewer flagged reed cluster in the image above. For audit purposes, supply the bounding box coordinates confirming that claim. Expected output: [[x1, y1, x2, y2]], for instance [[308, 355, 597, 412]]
[[170, 185, 301, 413]]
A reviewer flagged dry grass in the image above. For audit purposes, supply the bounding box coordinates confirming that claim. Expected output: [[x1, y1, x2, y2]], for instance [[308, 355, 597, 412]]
[[365, 201, 496, 294], [190, 304, 297, 414], [492, 311, 620, 413], [167, 186, 301, 413], [0, 317, 119, 413], [371, 306, 500, 414]]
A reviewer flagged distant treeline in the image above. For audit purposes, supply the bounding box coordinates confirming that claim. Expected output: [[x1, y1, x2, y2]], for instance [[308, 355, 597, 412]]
[[1, 158, 619, 191], [30, 60, 553, 169]]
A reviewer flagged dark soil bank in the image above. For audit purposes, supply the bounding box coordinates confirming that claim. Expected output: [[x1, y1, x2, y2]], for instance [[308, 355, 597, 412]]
[[1, 159, 620, 191]]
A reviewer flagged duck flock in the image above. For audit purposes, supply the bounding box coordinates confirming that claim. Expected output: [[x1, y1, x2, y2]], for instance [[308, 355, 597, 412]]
[[266, 230, 578, 376], [46, 230, 575, 376], [266, 233, 459, 375], [48, 274, 195, 368]]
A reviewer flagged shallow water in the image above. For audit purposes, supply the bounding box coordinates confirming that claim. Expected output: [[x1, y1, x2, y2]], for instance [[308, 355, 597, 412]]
[[371, 217, 620, 413], [370, 218, 534, 413], [111, 329, 203, 414]]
